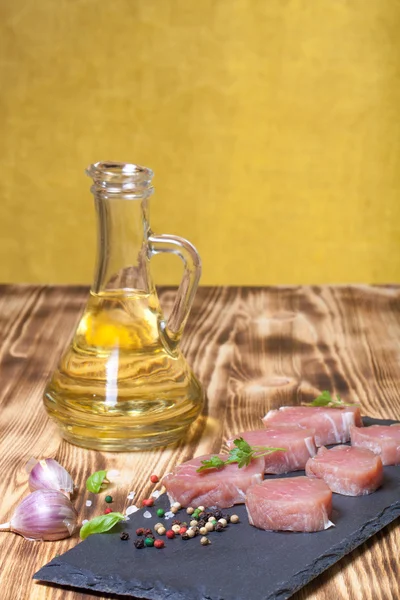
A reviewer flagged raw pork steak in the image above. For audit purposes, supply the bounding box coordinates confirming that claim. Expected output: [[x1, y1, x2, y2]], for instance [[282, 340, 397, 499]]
[[163, 454, 264, 508], [350, 424, 400, 465], [245, 476, 333, 532], [262, 405, 362, 446], [226, 427, 316, 474], [306, 445, 383, 496]]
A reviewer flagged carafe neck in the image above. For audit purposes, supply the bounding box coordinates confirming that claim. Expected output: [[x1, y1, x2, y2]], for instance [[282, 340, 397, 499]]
[[87, 162, 154, 294]]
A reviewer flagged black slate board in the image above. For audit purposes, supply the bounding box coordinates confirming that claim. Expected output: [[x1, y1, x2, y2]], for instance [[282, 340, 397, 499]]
[[34, 417, 400, 600]]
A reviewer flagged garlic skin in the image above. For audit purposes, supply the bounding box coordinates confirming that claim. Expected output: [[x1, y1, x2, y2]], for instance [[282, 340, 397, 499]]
[[28, 458, 74, 497], [0, 489, 78, 541]]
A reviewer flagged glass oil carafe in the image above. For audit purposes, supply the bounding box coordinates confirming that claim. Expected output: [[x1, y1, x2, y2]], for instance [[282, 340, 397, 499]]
[[43, 162, 204, 451]]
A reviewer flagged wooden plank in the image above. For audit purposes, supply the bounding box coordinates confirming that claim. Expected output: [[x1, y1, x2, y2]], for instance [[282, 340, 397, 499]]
[[0, 284, 399, 600]]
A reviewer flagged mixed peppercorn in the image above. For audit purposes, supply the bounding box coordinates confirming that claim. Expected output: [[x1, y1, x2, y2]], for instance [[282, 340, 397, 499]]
[[89, 471, 240, 551], [130, 501, 240, 550]]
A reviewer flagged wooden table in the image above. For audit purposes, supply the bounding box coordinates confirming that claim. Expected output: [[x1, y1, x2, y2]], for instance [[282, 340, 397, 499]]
[[1, 284, 399, 600]]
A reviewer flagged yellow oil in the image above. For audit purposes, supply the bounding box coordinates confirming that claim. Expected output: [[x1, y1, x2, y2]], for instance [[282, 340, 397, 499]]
[[43, 290, 204, 450]]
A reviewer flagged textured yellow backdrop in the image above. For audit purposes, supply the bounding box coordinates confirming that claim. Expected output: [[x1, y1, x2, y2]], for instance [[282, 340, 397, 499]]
[[1, 0, 400, 285]]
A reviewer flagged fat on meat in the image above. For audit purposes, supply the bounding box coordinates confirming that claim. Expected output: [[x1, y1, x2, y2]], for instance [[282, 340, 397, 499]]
[[245, 476, 333, 532], [306, 445, 383, 496], [227, 427, 316, 474], [262, 405, 362, 446], [350, 424, 400, 466], [163, 454, 265, 508]]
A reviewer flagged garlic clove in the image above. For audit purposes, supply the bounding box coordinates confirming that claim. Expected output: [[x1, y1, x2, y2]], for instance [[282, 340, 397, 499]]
[[28, 458, 74, 497], [25, 457, 38, 474], [0, 489, 78, 541]]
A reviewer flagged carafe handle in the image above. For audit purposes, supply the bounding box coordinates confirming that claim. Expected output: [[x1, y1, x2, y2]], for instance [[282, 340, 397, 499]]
[[148, 233, 201, 347]]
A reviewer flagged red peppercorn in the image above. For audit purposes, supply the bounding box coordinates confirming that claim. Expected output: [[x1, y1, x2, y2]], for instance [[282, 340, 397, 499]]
[[142, 498, 154, 507], [166, 530, 175, 539], [154, 539, 165, 549], [143, 528, 153, 536], [136, 528, 144, 536], [104, 508, 112, 514], [150, 474, 159, 483], [179, 526, 187, 535]]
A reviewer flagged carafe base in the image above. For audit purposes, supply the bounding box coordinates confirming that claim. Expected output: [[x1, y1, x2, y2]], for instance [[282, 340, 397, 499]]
[[44, 387, 204, 451]]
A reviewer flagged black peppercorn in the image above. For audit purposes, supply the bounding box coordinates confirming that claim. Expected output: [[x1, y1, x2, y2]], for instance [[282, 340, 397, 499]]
[[198, 520, 206, 528], [214, 509, 223, 519], [143, 528, 153, 537], [134, 538, 145, 549], [120, 532, 130, 540], [215, 523, 224, 532], [181, 532, 190, 540], [223, 514, 231, 523]]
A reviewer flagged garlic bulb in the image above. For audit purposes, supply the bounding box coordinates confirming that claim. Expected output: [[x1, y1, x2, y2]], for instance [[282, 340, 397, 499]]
[[0, 489, 78, 541], [28, 458, 74, 497]]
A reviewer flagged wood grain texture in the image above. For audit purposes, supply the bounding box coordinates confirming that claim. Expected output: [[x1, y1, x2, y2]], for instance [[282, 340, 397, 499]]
[[0, 284, 400, 600]]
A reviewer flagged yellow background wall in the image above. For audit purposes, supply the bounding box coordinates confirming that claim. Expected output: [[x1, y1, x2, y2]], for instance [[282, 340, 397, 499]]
[[1, 0, 399, 286]]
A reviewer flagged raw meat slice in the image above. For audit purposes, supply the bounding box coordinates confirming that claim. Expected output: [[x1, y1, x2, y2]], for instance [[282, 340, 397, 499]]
[[226, 427, 317, 474], [262, 405, 362, 446], [162, 454, 264, 508], [350, 424, 400, 466], [305, 445, 383, 496], [245, 476, 333, 532]]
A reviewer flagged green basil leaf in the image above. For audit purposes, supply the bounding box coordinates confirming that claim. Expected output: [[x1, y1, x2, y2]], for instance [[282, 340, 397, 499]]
[[86, 470, 108, 493], [80, 512, 125, 540]]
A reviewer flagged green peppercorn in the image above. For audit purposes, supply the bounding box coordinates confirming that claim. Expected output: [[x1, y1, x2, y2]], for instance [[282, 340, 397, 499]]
[[145, 537, 155, 547], [156, 508, 165, 518], [105, 495, 113, 503]]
